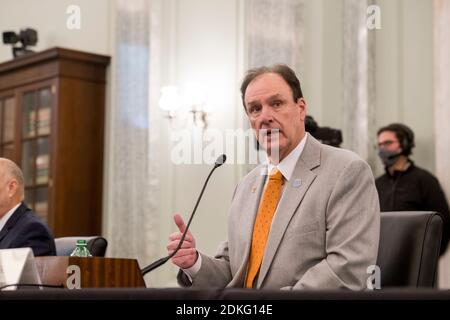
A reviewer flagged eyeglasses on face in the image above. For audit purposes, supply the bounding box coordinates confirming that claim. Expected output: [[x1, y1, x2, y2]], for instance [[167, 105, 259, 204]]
[[377, 140, 399, 148]]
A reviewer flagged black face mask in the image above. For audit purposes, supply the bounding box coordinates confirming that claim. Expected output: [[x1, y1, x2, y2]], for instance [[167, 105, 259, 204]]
[[378, 149, 402, 167]]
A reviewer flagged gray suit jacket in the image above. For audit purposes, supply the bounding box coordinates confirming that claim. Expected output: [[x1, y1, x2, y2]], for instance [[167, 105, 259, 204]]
[[178, 134, 380, 290]]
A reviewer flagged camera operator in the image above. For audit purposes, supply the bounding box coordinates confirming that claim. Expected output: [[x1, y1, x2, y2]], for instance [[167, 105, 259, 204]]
[[375, 123, 450, 255]]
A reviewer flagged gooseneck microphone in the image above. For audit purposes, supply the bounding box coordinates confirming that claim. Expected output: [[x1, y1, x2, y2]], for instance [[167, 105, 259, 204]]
[[141, 154, 227, 276]]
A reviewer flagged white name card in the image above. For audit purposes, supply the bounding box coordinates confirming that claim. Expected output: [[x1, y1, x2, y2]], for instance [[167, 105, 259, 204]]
[[0, 247, 42, 290]]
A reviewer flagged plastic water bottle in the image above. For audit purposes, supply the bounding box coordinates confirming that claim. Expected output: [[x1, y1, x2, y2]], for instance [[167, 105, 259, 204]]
[[70, 239, 93, 257]]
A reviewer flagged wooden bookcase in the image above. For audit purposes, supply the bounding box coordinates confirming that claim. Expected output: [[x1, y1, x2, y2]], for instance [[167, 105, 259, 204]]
[[0, 47, 110, 237]]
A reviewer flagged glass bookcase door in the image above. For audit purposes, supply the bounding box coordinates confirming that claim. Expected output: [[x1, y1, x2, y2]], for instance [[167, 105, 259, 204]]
[[2, 143, 15, 160], [24, 189, 34, 207], [0, 96, 16, 159], [35, 187, 49, 221], [21, 86, 52, 221], [22, 92, 36, 139], [37, 89, 51, 135], [36, 138, 50, 184], [21, 140, 34, 186], [3, 97, 15, 142]]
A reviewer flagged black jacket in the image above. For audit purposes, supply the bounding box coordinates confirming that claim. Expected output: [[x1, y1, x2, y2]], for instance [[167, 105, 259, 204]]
[[0, 202, 56, 256], [376, 162, 450, 254]]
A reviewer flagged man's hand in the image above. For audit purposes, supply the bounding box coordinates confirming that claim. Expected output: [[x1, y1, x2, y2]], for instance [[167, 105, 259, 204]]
[[167, 213, 198, 269]]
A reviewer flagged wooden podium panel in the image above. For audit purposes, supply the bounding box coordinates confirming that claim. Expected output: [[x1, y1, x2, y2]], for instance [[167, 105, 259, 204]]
[[35, 257, 146, 288]]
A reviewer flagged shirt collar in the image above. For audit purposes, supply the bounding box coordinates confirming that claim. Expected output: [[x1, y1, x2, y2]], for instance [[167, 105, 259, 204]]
[[267, 134, 307, 181], [385, 160, 415, 178], [0, 202, 21, 232]]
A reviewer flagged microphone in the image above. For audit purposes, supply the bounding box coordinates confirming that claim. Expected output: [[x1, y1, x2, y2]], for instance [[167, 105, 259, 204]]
[[141, 154, 227, 275]]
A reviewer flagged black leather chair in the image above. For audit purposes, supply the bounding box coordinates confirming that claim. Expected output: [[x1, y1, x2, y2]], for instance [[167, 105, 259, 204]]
[[376, 211, 443, 287], [55, 236, 108, 257]]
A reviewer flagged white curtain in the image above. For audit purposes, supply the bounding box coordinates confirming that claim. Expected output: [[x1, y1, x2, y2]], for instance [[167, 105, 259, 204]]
[[342, 0, 376, 165], [104, 0, 160, 280], [246, 0, 305, 74], [434, 0, 450, 289], [244, 0, 304, 173]]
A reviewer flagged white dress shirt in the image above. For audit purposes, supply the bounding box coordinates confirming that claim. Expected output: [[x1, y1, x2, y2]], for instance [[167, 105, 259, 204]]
[[182, 134, 308, 281]]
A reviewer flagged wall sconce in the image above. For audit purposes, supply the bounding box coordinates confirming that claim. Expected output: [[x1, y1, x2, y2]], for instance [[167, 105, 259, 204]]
[[159, 86, 182, 120], [158, 83, 209, 129]]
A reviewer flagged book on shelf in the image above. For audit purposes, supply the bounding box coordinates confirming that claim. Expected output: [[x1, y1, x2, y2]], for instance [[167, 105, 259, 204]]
[[37, 107, 51, 135], [23, 110, 36, 137], [4, 110, 15, 141], [35, 201, 48, 217], [36, 171, 49, 184], [35, 154, 49, 184]]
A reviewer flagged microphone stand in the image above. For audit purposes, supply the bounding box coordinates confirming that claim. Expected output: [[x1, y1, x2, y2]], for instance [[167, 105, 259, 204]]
[[141, 155, 226, 275]]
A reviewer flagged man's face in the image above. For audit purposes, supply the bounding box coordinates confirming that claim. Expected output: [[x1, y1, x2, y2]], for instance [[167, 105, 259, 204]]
[[377, 131, 401, 153], [244, 73, 306, 162]]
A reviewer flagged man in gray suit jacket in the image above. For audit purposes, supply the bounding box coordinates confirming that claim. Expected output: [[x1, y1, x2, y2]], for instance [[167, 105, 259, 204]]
[[167, 64, 380, 290]]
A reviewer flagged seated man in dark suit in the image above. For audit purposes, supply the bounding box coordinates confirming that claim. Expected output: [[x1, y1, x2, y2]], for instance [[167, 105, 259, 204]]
[[0, 158, 56, 256]]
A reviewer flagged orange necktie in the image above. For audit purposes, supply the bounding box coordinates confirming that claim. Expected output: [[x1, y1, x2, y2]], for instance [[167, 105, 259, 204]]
[[245, 169, 284, 288]]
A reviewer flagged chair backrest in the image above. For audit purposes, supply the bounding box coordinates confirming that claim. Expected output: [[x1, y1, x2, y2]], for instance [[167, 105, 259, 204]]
[[55, 236, 108, 257], [376, 211, 443, 287]]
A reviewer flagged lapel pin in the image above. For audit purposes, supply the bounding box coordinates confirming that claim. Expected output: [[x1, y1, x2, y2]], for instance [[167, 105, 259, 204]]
[[292, 179, 302, 188], [251, 186, 257, 193]]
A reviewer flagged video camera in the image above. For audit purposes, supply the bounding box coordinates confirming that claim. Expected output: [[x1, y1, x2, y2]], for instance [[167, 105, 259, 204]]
[[305, 115, 343, 148], [2, 28, 38, 58]]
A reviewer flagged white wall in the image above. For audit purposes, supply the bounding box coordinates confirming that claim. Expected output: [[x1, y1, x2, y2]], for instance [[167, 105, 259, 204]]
[[148, 0, 244, 287], [295, 0, 344, 133], [170, 0, 242, 255], [0, 0, 111, 62]]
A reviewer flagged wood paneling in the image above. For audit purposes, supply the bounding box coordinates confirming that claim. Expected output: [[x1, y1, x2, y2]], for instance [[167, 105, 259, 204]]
[[35, 257, 146, 288]]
